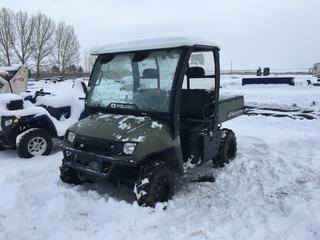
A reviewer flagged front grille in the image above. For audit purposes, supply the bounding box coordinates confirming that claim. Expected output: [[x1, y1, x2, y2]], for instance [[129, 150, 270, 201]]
[[74, 155, 112, 175], [74, 135, 123, 156], [76, 157, 99, 169]]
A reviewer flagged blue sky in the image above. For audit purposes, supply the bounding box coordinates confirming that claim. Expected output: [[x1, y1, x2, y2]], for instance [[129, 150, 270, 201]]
[[1, 0, 319, 70]]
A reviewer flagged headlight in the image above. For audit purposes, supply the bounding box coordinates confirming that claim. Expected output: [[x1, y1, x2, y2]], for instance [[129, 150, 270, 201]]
[[3, 117, 20, 127], [67, 131, 76, 143], [4, 119, 13, 127], [123, 142, 137, 155]]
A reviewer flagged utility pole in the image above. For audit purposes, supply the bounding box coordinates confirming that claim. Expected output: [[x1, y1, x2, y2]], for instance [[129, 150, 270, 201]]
[[230, 60, 233, 75]]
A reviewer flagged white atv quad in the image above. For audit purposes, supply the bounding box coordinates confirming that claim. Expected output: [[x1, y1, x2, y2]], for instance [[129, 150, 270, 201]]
[[0, 80, 87, 158]]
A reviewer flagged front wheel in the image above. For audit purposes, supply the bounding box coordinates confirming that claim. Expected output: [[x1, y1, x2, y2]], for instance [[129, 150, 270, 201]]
[[17, 128, 53, 158], [213, 129, 237, 167], [134, 162, 175, 207]]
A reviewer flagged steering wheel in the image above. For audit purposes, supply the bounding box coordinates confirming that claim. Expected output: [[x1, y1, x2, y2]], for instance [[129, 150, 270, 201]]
[[28, 89, 52, 103]]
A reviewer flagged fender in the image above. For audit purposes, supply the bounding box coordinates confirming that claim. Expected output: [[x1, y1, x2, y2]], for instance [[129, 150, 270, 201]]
[[140, 146, 184, 174], [26, 115, 58, 137], [24, 95, 34, 102]]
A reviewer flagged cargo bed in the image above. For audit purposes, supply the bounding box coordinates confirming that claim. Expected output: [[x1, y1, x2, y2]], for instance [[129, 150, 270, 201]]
[[218, 95, 244, 123]]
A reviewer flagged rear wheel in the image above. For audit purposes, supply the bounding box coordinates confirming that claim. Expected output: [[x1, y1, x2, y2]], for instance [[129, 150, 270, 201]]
[[134, 162, 175, 207], [17, 129, 53, 158], [213, 129, 237, 167]]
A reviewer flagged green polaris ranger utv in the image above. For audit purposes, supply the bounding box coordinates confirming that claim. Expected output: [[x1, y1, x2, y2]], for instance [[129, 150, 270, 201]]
[[60, 37, 244, 207]]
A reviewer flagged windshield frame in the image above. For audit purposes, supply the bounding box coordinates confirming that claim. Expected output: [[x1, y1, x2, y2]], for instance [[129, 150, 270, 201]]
[[86, 47, 187, 117]]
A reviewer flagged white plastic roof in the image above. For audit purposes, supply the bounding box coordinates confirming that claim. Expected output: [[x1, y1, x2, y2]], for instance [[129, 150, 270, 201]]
[[92, 36, 220, 55]]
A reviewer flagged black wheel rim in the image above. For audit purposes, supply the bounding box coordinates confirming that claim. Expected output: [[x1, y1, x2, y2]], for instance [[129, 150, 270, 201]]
[[153, 176, 168, 202]]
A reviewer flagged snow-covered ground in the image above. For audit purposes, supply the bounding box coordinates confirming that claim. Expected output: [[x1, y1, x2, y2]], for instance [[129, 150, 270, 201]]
[[220, 75, 320, 111], [1, 75, 320, 240]]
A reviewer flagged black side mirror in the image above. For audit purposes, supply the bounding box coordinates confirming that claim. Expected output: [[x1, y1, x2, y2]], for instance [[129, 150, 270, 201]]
[[81, 81, 88, 95]]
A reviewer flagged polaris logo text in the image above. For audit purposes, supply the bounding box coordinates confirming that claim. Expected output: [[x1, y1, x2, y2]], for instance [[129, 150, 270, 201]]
[[110, 103, 136, 110], [227, 109, 243, 119]]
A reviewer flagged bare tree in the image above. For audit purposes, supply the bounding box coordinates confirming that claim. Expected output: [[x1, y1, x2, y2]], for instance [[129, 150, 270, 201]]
[[0, 8, 15, 66], [32, 13, 55, 78], [82, 48, 96, 73], [12, 10, 35, 64], [52, 22, 80, 75]]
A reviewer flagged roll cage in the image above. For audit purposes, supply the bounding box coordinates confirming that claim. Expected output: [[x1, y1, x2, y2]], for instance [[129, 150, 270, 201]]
[[86, 45, 220, 138]]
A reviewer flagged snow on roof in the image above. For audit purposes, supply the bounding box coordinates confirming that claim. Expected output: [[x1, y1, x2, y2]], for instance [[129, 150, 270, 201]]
[[0, 64, 21, 72], [0, 93, 22, 109], [92, 36, 220, 55]]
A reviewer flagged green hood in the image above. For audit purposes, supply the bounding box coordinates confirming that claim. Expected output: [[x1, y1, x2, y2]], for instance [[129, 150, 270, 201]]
[[69, 113, 175, 161], [69, 113, 169, 143]]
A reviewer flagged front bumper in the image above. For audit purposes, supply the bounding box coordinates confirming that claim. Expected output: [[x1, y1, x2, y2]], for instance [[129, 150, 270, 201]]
[[61, 143, 138, 179], [1, 115, 31, 146]]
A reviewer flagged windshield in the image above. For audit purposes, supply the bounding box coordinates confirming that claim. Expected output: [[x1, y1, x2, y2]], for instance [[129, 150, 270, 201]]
[[87, 49, 181, 113]]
